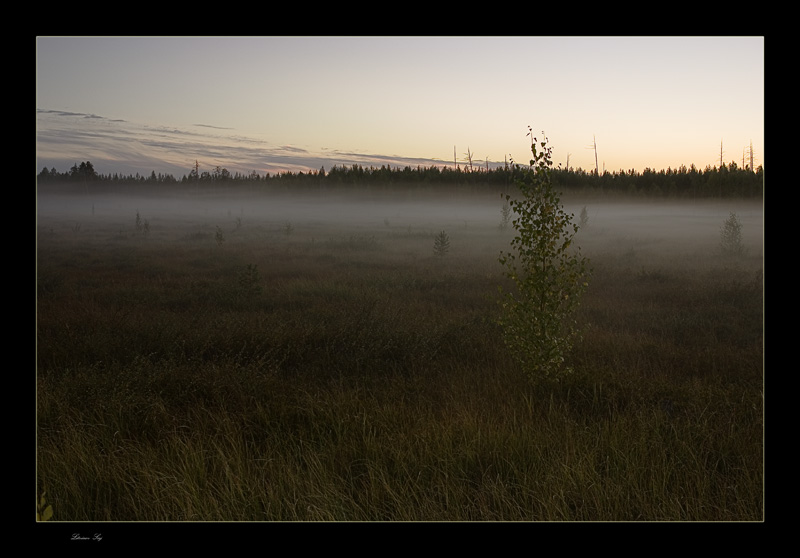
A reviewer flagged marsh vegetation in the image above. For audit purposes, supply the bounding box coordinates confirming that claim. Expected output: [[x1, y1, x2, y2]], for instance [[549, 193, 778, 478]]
[[36, 186, 763, 521]]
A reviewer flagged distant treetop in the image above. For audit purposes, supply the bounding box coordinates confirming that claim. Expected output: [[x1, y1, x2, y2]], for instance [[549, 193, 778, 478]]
[[37, 160, 764, 198]]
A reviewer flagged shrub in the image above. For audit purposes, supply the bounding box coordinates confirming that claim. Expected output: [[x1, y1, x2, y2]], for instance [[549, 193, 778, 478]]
[[498, 127, 590, 382], [579, 206, 589, 229], [433, 230, 450, 257], [135, 210, 149, 235], [499, 202, 512, 231], [720, 211, 745, 256]]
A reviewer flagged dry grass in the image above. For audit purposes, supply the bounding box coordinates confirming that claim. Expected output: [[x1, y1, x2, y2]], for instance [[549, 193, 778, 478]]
[[36, 190, 763, 522]]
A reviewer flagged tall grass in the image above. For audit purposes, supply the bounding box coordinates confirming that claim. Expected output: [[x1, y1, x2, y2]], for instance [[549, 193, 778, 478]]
[[36, 197, 763, 521]]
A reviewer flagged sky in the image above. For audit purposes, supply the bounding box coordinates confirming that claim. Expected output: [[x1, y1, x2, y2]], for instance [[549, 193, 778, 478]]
[[36, 36, 765, 178]]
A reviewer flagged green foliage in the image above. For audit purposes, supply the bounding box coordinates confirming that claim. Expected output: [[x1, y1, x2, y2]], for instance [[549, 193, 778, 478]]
[[37, 490, 53, 521], [720, 211, 745, 256], [433, 230, 450, 257], [498, 128, 590, 382]]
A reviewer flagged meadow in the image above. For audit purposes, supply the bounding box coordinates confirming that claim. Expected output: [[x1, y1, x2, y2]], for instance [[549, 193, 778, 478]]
[[36, 186, 763, 522]]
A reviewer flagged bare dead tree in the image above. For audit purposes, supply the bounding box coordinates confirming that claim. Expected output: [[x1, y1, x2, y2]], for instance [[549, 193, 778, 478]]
[[586, 136, 599, 176], [464, 147, 474, 172]]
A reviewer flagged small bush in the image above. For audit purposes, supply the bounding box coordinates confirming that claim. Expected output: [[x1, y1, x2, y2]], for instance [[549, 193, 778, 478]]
[[499, 202, 512, 231], [433, 230, 450, 257], [135, 211, 150, 235], [579, 206, 589, 229], [720, 212, 744, 256], [498, 127, 590, 382]]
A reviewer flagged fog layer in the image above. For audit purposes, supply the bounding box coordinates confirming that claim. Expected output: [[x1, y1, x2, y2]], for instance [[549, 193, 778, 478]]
[[36, 188, 764, 258]]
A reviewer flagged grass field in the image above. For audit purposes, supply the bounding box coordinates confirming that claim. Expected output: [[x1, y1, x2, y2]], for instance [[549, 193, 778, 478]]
[[36, 188, 763, 521]]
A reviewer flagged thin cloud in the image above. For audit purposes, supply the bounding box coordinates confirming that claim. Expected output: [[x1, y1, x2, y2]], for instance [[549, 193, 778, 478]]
[[279, 145, 309, 154], [37, 108, 90, 118], [36, 109, 466, 177], [37, 108, 123, 122], [193, 123, 234, 130]]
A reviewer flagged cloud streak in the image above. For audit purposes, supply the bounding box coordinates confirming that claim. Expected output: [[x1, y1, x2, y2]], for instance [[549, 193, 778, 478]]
[[36, 109, 462, 178]]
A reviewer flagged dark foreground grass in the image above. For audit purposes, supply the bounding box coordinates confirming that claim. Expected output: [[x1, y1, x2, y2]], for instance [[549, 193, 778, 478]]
[[36, 195, 763, 521]]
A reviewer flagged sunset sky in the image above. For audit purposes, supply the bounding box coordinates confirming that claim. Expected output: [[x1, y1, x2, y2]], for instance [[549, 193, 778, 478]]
[[36, 36, 764, 178]]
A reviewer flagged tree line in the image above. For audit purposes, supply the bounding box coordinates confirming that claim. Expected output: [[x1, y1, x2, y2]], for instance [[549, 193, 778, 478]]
[[37, 160, 764, 198]]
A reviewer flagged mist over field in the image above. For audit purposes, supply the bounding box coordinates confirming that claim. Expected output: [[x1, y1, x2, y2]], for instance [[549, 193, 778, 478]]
[[36, 183, 764, 522], [36, 187, 764, 259], [35, 34, 765, 523]]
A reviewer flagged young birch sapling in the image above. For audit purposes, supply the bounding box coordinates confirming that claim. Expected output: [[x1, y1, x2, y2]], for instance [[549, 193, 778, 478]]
[[498, 127, 590, 382]]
